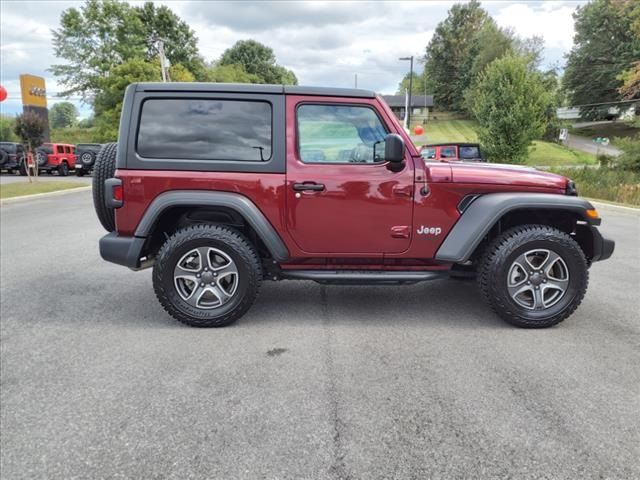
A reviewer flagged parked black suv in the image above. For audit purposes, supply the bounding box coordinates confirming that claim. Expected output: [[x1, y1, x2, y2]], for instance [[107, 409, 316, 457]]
[[0, 142, 26, 174], [75, 143, 103, 176]]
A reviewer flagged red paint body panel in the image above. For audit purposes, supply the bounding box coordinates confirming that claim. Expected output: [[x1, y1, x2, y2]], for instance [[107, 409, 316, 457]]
[[284, 95, 414, 256], [114, 94, 571, 269], [115, 170, 287, 238], [41, 143, 77, 168]]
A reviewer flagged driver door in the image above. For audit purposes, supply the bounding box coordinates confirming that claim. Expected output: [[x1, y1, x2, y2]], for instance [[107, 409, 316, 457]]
[[285, 97, 414, 255]]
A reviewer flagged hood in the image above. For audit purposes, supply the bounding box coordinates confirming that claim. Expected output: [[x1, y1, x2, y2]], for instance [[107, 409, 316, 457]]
[[448, 162, 568, 191]]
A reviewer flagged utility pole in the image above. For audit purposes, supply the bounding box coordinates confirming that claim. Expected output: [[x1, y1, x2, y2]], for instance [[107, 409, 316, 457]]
[[154, 38, 171, 82], [399, 56, 414, 129]]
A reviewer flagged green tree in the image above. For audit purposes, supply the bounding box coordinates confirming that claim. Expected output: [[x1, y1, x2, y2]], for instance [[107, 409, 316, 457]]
[[205, 63, 260, 83], [423, 0, 492, 111], [469, 23, 515, 79], [0, 115, 18, 141], [14, 111, 46, 180], [396, 71, 426, 95], [135, 2, 205, 80], [49, 101, 79, 128], [219, 40, 297, 84], [468, 55, 554, 163], [51, 0, 202, 98], [93, 58, 161, 141], [563, 0, 640, 107]]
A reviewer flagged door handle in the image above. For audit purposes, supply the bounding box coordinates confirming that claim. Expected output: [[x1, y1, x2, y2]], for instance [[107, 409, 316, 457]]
[[293, 182, 325, 192]]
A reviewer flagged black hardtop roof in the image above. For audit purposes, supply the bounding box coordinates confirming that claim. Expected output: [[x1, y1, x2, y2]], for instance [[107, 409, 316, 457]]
[[134, 82, 376, 98]]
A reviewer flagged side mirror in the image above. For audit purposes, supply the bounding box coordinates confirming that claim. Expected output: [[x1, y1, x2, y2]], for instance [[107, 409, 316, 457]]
[[384, 133, 405, 163]]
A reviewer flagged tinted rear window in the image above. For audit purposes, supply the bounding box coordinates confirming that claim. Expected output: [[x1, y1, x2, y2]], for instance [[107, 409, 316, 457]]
[[137, 99, 272, 161], [460, 146, 481, 159]]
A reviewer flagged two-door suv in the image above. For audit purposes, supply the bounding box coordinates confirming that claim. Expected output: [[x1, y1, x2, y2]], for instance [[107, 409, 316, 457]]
[[93, 83, 614, 328]]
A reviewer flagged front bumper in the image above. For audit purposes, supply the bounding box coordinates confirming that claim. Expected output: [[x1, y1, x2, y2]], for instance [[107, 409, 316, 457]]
[[591, 226, 614, 262], [99, 232, 147, 269]]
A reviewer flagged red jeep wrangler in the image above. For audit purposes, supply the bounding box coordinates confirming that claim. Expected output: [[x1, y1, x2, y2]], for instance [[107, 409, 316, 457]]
[[36, 142, 77, 175], [93, 83, 614, 328]]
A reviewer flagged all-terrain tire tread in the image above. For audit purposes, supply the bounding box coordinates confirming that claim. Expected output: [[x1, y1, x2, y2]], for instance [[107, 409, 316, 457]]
[[153, 224, 262, 327], [92, 142, 117, 232], [477, 224, 588, 328]]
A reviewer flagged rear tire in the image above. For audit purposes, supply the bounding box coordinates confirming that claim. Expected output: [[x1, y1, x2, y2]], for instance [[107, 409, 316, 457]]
[[153, 224, 262, 328], [477, 225, 588, 328], [92, 143, 117, 232], [76, 168, 84, 177], [58, 162, 69, 176]]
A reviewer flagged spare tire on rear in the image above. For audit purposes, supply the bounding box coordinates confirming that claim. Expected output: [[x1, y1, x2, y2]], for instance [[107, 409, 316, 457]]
[[35, 149, 48, 167], [80, 151, 96, 166], [0, 149, 8, 166], [92, 142, 117, 232]]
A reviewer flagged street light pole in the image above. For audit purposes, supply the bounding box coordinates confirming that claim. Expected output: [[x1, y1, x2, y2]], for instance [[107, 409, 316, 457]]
[[399, 56, 414, 129]]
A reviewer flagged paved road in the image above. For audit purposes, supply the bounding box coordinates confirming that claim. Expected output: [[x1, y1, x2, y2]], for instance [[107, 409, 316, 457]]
[[1, 191, 639, 479], [564, 133, 622, 157]]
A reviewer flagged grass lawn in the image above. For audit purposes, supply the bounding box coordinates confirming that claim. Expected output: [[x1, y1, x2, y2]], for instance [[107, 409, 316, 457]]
[[414, 119, 596, 166], [0, 181, 87, 199]]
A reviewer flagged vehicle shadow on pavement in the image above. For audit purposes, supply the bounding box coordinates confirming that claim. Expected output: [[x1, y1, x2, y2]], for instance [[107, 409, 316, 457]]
[[247, 279, 508, 330]]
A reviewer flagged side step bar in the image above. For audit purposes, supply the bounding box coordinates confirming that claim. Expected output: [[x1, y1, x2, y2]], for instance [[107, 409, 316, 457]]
[[280, 270, 448, 285]]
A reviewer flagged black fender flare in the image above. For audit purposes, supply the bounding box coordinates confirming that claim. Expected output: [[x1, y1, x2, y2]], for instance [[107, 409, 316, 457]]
[[434, 193, 598, 263], [135, 190, 290, 262]]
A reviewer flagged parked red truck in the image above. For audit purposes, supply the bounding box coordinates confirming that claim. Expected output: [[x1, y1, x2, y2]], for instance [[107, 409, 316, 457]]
[[93, 83, 614, 328]]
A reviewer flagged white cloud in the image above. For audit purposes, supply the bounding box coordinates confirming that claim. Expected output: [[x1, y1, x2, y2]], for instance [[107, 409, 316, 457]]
[[0, 0, 585, 118], [493, 2, 578, 51]]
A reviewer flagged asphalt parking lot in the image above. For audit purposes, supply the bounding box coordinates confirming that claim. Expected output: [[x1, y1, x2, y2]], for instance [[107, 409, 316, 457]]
[[1, 190, 639, 479]]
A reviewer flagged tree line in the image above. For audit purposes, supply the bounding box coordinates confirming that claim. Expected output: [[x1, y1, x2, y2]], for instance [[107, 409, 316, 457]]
[[398, 0, 639, 163], [50, 0, 297, 140]]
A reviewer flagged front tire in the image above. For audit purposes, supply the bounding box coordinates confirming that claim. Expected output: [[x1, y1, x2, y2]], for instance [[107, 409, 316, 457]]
[[478, 225, 588, 328], [153, 224, 262, 327]]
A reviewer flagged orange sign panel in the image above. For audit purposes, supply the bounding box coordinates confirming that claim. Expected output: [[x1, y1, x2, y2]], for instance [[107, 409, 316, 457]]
[[20, 74, 47, 108]]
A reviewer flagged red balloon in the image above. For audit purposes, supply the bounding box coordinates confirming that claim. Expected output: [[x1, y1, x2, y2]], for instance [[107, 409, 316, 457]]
[[0, 85, 7, 102], [413, 125, 424, 135]]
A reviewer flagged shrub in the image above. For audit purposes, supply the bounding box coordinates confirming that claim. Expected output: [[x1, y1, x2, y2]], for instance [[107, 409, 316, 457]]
[[467, 55, 554, 164], [616, 134, 640, 172], [553, 166, 640, 205]]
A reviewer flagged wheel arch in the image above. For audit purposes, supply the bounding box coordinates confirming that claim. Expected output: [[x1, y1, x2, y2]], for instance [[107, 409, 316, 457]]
[[435, 193, 599, 263], [136, 191, 290, 263]]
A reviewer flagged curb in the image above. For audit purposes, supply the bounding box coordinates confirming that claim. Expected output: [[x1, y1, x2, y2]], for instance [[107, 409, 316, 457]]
[[588, 199, 640, 213], [0, 186, 91, 205]]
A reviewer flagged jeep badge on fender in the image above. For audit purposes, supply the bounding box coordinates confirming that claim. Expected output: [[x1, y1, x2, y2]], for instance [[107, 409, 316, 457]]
[[417, 226, 442, 235], [93, 82, 614, 329]]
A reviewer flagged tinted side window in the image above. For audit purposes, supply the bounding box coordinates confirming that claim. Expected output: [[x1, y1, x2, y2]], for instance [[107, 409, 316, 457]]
[[297, 104, 388, 164], [137, 99, 272, 161], [440, 146, 457, 159], [421, 147, 436, 160]]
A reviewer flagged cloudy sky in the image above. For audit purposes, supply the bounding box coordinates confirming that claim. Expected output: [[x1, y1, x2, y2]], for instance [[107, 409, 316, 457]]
[[0, 0, 586, 118]]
